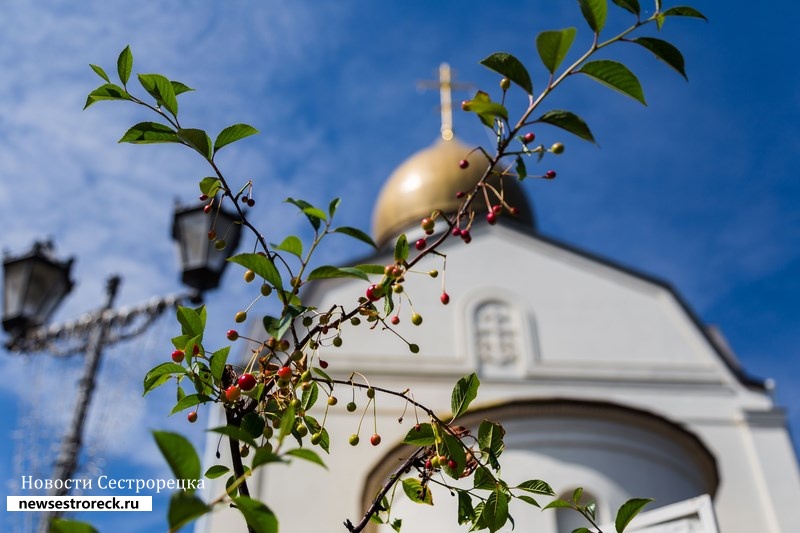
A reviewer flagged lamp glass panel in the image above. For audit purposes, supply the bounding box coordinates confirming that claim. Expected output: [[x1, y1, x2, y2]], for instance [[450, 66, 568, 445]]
[[177, 210, 210, 270], [3, 259, 28, 320]]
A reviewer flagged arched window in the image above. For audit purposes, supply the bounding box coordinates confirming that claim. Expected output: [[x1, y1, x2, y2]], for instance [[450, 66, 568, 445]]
[[474, 299, 522, 368]]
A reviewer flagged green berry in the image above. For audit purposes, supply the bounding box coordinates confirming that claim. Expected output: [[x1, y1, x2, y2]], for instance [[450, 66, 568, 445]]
[[234, 311, 247, 323], [346, 402, 357, 412], [411, 313, 423, 326], [349, 434, 360, 446]]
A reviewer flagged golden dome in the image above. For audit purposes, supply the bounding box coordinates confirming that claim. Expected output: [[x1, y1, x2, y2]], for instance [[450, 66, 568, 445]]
[[372, 136, 535, 247]]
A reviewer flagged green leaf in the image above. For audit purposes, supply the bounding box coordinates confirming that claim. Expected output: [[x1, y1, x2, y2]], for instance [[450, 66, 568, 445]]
[[354, 264, 387, 275], [252, 447, 283, 469], [307, 265, 369, 281], [285, 198, 323, 231], [152, 431, 202, 487], [543, 498, 574, 510], [51, 519, 99, 533], [536, 28, 577, 74], [178, 128, 213, 160], [262, 314, 293, 340], [333, 226, 377, 248], [278, 404, 296, 442], [615, 498, 653, 532], [451, 372, 480, 419], [89, 64, 110, 83], [463, 91, 508, 128], [83, 84, 130, 109], [118, 121, 179, 144], [233, 496, 279, 533], [311, 366, 334, 384], [402, 423, 435, 446], [535, 110, 596, 143], [457, 490, 475, 525], [394, 234, 409, 262], [285, 448, 327, 469], [117, 45, 133, 86], [572, 529, 592, 533], [611, 0, 640, 15], [242, 412, 266, 440], [328, 197, 341, 218], [301, 381, 319, 410], [661, 6, 707, 21], [274, 235, 303, 258], [177, 306, 204, 337], [515, 479, 555, 496], [480, 52, 533, 95], [573, 487, 584, 503], [171, 81, 194, 95], [214, 123, 259, 153], [578, 60, 646, 105], [515, 156, 527, 181], [480, 489, 509, 533], [204, 465, 230, 479], [473, 466, 497, 490], [143, 363, 187, 396], [167, 491, 209, 531], [578, 0, 608, 33], [401, 478, 433, 505], [170, 394, 213, 415], [633, 37, 687, 79], [228, 253, 283, 291], [209, 346, 230, 382], [441, 432, 467, 479], [478, 420, 505, 470], [516, 495, 540, 508], [199, 177, 223, 198], [138, 73, 178, 117]]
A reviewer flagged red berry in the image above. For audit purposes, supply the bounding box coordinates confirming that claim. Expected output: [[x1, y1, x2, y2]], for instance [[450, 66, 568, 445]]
[[492, 205, 503, 215], [227, 329, 239, 341], [370, 433, 382, 446], [237, 373, 257, 391], [486, 212, 497, 225], [448, 459, 458, 470], [203, 204, 212, 214], [545, 170, 557, 179], [440, 292, 450, 305], [366, 284, 384, 302], [415, 238, 426, 251], [187, 411, 198, 423], [276, 366, 292, 382], [455, 191, 465, 199], [510, 206, 520, 215], [425, 459, 433, 469], [452, 227, 461, 236], [458, 159, 469, 169], [199, 194, 209, 201], [225, 385, 241, 402], [207, 230, 217, 240], [390, 315, 400, 325], [523, 132, 535, 144], [171, 350, 185, 363], [192, 344, 200, 355], [319, 360, 329, 369]]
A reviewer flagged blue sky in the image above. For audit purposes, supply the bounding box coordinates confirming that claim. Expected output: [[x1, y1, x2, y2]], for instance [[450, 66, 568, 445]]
[[1, 1, 798, 531]]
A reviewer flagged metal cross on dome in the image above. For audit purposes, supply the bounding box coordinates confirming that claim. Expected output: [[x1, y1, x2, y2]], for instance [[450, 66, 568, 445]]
[[418, 63, 473, 141]]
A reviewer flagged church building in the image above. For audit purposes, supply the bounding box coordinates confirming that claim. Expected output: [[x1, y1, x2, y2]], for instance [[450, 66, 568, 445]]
[[199, 67, 800, 533]]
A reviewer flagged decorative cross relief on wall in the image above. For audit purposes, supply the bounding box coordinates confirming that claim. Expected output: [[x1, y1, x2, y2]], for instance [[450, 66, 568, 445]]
[[474, 300, 522, 368]]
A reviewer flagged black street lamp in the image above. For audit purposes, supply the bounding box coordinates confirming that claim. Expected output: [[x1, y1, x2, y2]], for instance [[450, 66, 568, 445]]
[[173, 202, 242, 293], [2, 241, 74, 337], [2, 202, 239, 532]]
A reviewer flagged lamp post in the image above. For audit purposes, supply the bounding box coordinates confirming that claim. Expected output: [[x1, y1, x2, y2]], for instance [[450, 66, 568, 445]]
[[2, 202, 241, 532]]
